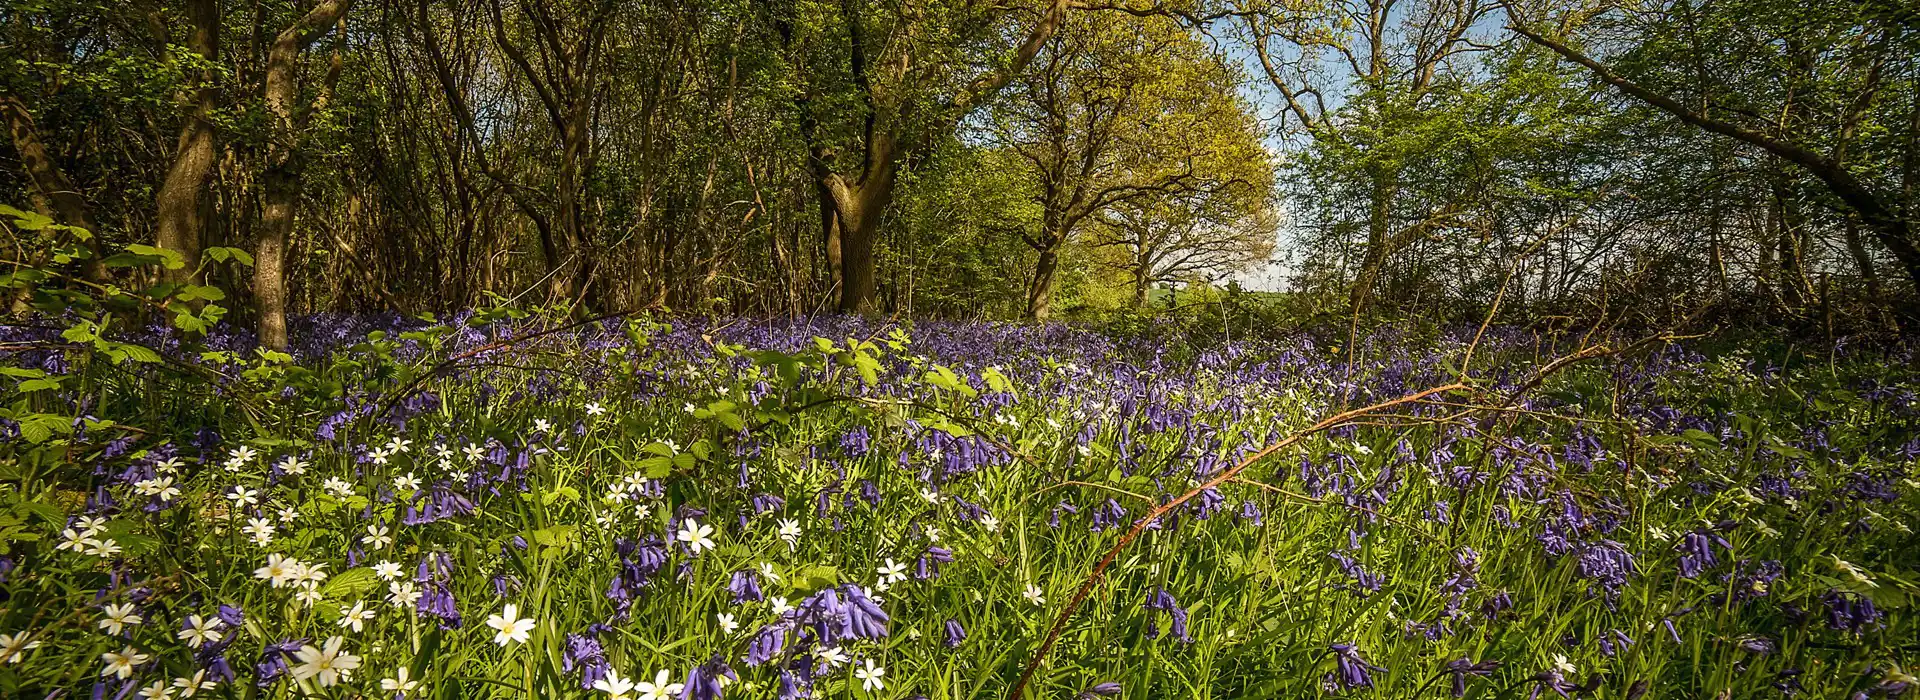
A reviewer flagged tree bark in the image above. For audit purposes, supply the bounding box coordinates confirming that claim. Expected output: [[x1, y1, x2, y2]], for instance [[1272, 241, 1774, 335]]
[[154, 0, 220, 286], [1027, 239, 1063, 321], [1, 96, 106, 282], [254, 0, 353, 351]]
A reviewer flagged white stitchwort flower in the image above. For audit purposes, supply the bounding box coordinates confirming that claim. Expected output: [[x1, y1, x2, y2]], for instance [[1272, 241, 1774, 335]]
[[676, 519, 716, 555], [593, 669, 636, 699], [716, 612, 739, 635], [979, 514, 1001, 532], [171, 670, 219, 696], [487, 603, 536, 645], [255, 553, 301, 588], [635, 669, 685, 700], [177, 615, 224, 646], [100, 646, 149, 679], [338, 601, 376, 632], [372, 560, 404, 581], [242, 517, 275, 546], [877, 559, 908, 586], [0, 631, 42, 663], [1023, 583, 1045, 606], [777, 518, 801, 550], [363, 524, 393, 550], [291, 636, 361, 687], [854, 658, 886, 692], [381, 667, 421, 695], [393, 472, 421, 492], [98, 603, 144, 635]]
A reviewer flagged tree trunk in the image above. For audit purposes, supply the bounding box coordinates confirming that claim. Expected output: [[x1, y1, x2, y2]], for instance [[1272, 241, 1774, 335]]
[[254, 0, 353, 351], [154, 0, 219, 286], [1026, 237, 1063, 321], [1, 96, 106, 282], [1349, 167, 1395, 316]]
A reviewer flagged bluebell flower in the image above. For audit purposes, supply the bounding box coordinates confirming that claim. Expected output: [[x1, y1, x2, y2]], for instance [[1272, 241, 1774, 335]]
[[681, 655, 736, 700], [943, 618, 966, 648], [729, 570, 764, 604], [1327, 643, 1380, 691], [1143, 588, 1191, 643], [1445, 658, 1499, 697], [562, 632, 610, 689]]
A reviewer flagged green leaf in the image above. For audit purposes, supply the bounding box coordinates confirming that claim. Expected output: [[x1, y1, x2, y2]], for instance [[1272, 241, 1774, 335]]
[[324, 568, 379, 601], [124, 244, 187, 270], [202, 246, 255, 266]]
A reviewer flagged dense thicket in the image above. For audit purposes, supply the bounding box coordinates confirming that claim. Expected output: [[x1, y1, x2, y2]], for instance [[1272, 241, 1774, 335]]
[[1, 0, 1916, 338]]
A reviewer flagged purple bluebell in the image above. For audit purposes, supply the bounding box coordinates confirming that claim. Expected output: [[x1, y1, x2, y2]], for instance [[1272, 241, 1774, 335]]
[[729, 570, 764, 604], [1143, 588, 1191, 643], [1327, 643, 1380, 691], [1445, 658, 1499, 697]]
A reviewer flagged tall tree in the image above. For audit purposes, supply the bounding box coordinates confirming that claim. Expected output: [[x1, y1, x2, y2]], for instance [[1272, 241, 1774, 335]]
[[255, 0, 354, 350], [987, 13, 1269, 319], [154, 0, 220, 286], [767, 0, 1073, 314]]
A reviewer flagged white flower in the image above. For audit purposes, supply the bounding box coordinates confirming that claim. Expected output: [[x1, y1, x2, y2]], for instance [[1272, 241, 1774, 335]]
[[393, 472, 421, 492], [388, 581, 422, 608], [369, 447, 393, 466], [0, 631, 42, 663], [76, 515, 108, 536], [276, 505, 300, 524], [854, 658, 886, 692], [923, 525, 941, 543], [813, 646, 848, 667], [86, 538, 122, 559], [177, 615, 224, 646], [228, 445, 257, 466], [1023, 584, 1045, 606], [324, 477, 356, 498], [1834, 556, 1879, 588], [276, 456, 308, 476], [585, 402, 606, 417], [255, 553, 300, 588], [154, 457, 185, 475], [295, 583, 326, 608], [98, 603, 144, 635], [777, 518, 801, 550], [56, 528, 91, 552], [769, 596, 794, 616], [716, 612, 739, 635], [363, 524, 393, 550], [372, 561, 403, 581], [135, 476, 180, 501], [137, 680, 173, 700], [1551, 654, 1576, 675], [291, 636, 361, 687], [242, 517, 275, 546], [100, 646, 149, 679], [385, 437, 412, 455], [462, 443, 486, 462], [171, 670, 218, 696], [593, 669, 636, 700], [635, 669, 685, 700], [487, 603, 536, 645], [227, 486, 258, 508], [380, 667, 420, 694], [980, 514, 1000, 532], [876, 559, 908, 585], [676, 519, 716, 555], [919, 488, 942, 504], [533, 418, 554, 434], [338, 601, 376, 632], [758, 562, 780, 583], [297, 560, 330, 585]]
